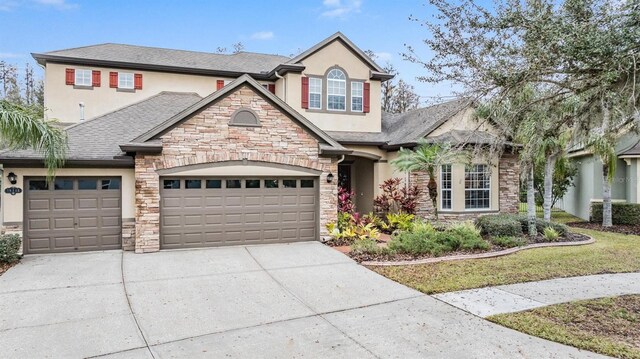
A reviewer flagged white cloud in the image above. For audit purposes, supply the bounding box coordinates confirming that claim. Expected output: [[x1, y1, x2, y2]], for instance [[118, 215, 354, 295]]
[[0, 0, 77, 11], [0, 52, 24, 59], [374, 52, 392, 62], [250, 31, 274, 40], [34, 0, 77, 9], [321, 0, 362, 18]]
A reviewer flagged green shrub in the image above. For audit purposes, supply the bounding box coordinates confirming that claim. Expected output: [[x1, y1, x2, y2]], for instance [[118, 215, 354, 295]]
[[0, 234, 21, 263], [476, 215, 523, 237], [590, 202, 640, 225], [477, 214, 568, 238], [543, 227, 560, 241], [388, 221, 489, 256], [350, 238, 391, 255], [491, 236, 527, 248]]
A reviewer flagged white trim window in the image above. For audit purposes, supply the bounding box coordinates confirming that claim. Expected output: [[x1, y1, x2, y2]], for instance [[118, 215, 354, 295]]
[[74, 69, 92, 86], [327, 69, 346, 111], [118, 72, 134, 89], [441, 164, 452, 210], [465, 164, 491, 209], [309, 77, 322, 109], [351, 81, 363, 112]]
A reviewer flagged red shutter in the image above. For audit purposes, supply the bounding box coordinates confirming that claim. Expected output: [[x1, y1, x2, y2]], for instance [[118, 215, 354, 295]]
[[268, 84, 276, 94], [65, 68, 75, 85], [92, 70, 101, 87], [134, 73, 143, 89], [109, 72, 118, 88], [216, 80, 224, 90], [301, 77, 309, 109], [363, 82, 371, 113]]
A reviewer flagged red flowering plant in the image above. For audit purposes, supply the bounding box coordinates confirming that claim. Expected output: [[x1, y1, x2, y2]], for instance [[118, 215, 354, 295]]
[[373, 178, 420, 216]]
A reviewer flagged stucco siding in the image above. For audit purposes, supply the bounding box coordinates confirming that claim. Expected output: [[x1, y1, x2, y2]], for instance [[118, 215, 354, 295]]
[[285, 40, 383, 133]]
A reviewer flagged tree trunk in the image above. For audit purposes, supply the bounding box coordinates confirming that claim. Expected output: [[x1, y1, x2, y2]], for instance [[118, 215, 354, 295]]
[[527, 166, 537, 236], [427, 176, 438, 220], [542, 155, 557, 222], [602, 162, 613, 227]]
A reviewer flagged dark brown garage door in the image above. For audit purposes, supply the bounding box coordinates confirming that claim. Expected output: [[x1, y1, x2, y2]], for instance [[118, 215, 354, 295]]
[[24, 177, 122, 254], [160, 177, 318, 248]]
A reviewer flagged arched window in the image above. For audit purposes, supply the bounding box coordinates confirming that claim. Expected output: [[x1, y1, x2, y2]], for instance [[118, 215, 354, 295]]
[[327, 68, 346, 111], [229, 108, 260, 127]]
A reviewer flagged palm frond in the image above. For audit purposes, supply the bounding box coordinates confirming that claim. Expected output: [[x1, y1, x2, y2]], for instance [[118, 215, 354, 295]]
[[0, 100, 67, 180]]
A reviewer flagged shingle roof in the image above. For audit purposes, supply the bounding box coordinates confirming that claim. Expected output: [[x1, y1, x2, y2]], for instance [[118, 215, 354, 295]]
[[132, 74, 348, 154], [0, 92, 202, 162], [326, 98, 472, 146], [33, 43, 289, 76]]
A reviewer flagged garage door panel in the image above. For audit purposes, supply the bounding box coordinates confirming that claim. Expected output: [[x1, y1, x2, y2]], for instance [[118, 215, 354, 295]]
[[28, 218, 50, 230], [78, 198, 98, 209], [28, 199, 50, 211], [54, 198, 74, 210], [160, 176, 318, 248], [24, 177, 122, 254], [101, 197, 120, 210]]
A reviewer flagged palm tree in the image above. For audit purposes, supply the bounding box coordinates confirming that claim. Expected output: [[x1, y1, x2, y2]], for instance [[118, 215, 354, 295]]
[[0, 100, 67, 179], [391, 141, 463, 219]]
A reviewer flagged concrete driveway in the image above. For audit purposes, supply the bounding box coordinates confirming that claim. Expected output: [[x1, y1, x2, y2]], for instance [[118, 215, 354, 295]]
[[0, 242, 604, 358]]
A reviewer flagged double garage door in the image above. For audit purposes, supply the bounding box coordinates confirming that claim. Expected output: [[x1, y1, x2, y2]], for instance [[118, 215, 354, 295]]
[[160, 177, 319, 249], [23, 177, 122, 254]]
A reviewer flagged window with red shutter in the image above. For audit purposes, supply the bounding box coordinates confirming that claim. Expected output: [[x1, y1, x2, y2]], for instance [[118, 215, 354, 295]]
[[216, 80, 224, 90], [363, 82, 371, 113], [65, 68, 75, 85], [134, 74, 143, 89], [268, 84, 276, 94], [109, 72, 118, 88], [301, 77, 309, 109], [92, 71, 101, 87]]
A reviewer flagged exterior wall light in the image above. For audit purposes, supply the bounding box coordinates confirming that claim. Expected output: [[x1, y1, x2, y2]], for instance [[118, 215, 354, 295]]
[[7, 172, 17, 185], [326, 172, 334, 183]]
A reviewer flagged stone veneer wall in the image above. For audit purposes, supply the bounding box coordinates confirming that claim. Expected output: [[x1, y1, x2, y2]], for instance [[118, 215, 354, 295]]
[[122, 221, 136, 251], [134, 85, 338, 253], [410, 153, 520, 222]]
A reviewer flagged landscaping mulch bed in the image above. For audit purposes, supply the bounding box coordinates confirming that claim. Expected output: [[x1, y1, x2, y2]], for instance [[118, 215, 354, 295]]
[[0, 261, 18, 276], [568, 221, 640, 236], [342, 232, 590, 263], [489, 295, 640, 358]]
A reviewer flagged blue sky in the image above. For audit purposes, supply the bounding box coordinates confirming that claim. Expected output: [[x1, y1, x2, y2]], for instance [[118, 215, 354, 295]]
[[0, 0, 458, 103]]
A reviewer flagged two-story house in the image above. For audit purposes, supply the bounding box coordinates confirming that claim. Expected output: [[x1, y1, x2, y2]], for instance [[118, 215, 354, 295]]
[[0, 32, 519, 254]]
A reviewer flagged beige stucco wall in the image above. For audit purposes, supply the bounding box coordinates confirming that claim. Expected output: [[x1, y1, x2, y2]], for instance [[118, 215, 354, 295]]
[[44, 62, 275, 123], [428, 107, 495, 137], [1, 167, 135, 224], [283, 40, 383, 132]]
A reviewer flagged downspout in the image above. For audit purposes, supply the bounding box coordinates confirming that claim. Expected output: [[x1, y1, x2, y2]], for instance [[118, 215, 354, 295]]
[[274, 70, 286, 102], [337, 155, 345, 164]]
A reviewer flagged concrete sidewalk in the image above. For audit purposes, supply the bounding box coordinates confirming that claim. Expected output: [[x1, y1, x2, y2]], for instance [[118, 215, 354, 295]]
[[434, 272, 640, 317]]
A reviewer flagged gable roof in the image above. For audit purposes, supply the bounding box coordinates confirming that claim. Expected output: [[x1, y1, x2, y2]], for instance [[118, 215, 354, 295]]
[[32, 43, 289, 79], [326, 98, 473, 147], [288, 32, 383, 72], [0, 92, 203, 165], [132, 74, 348, 154]]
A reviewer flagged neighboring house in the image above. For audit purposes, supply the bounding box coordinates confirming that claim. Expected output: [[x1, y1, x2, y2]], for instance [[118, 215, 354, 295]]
[[558, 131, 640, 220], [0, 32, 519, 254]]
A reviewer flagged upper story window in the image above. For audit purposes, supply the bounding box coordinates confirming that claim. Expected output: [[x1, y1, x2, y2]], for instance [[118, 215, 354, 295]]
[[309, 78, 322, 109], [75, 69, 92, 86], [351, 81, 363, 112], [327, 69, 346, 111], [118, 72, 134, 89], [465, 164, 491, 209]]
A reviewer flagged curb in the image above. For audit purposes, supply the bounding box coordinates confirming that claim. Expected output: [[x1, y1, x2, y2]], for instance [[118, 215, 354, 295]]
[[362, 235, 595, 267]]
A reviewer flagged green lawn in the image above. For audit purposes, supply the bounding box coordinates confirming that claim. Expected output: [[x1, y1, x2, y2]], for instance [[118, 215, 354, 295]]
[[488, 295, 640, 359], [370, 212, 640, 294]]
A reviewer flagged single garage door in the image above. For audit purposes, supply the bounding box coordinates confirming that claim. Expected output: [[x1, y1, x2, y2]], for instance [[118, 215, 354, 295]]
[[160, 177, 318, 248], [24, 177, 122, 254]]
